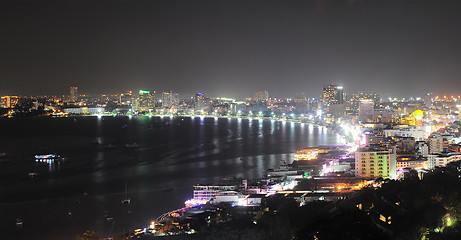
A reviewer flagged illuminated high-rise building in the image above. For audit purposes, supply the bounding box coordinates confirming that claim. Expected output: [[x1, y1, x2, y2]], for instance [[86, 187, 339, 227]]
[[1, 96, 19, 108], [358, 99, 374, 122], [162, 91, 179, 108], [195, 93, 209, 112], [346, 92, 380, 115], [322, 84, 344, 106], [309, 98, 320, 112], [428, 134, 444, 154], [70, 86, 78, 102], [355, 145, 396, 179], [458, 105, 461, 121], [253, 91, 269, 101], [138, 90, 155, 110], [120, 91, 133, 105], [293, 97, 309, 114]]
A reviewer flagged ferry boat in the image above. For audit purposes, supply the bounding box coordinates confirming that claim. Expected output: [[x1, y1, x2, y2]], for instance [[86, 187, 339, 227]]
[[34, 154, 57, 159], [16, 218, 23, 227]]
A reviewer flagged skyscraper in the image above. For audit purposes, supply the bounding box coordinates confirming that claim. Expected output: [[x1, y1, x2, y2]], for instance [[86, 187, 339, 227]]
[[322, 84, 345, 116], [70, 86, 78, 102], [195, 93, 209, 112], [358, 99, 374, 122], [346, 92, 380, 115], [162, 91, 179, 108], [322, 84, 344, 105], [138, 90, 155, 110]]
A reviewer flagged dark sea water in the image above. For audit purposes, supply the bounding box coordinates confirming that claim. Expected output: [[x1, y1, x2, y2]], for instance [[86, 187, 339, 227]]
[[0, 116, 343, 239]]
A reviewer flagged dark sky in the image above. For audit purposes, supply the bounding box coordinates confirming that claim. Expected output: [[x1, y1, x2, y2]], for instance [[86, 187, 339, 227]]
[[1, 0, 461, 98]]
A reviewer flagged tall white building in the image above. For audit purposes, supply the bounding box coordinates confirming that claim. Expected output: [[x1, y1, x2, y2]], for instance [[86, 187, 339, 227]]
[[428, 134, 444, 154], [70, 86, 78, 102], [416, 141, 429, 157], [358, 99, 374, 122]]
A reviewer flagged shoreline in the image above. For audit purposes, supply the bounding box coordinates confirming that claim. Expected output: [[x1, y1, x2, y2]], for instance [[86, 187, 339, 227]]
[[60, 113, 351, 141]]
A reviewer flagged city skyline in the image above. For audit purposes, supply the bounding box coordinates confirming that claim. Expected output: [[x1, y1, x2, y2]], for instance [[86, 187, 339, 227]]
[[3, 0, 461, 239], [2, 0, 461, 98], [2, 84, 460, 101]]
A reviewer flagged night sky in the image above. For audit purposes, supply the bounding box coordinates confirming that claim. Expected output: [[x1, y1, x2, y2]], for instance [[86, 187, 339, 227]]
[[1, 0, 461, 98]]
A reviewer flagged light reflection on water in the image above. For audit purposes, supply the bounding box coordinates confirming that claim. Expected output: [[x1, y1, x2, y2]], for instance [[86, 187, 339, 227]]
[[0, 116, 341, 239]]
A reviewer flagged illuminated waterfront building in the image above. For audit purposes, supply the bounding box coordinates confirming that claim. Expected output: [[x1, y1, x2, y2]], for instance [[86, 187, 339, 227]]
[[194, 93, 209, 112], [1, 96, 19, 108], [161, 91, 178, 108], [294, 148, 318, 160], [293, 96, 309, 114], [322, 84, 344, 105], [138, 90, 155, 110], [355, 145, 397, 179], [193, 185, 236, 201], [63, 107, 104, 115], [119, 91, 133, 105], [253, 91, 269, 101], [70, 86, 78, 102], [322, 84, 345, 116], [309, 98, 320, 112]]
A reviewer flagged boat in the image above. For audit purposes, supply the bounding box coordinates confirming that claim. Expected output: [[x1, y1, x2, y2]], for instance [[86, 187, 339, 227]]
[[35, 153, 61, 163], [122, 182, 131, 204], [34, 154, 58, 159], [124, 143, 138, 149], [28, 172, 39, 178], [16, 218, 23, 227]]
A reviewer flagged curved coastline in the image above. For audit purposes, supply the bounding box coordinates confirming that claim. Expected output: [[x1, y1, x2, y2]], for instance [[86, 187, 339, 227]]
[[66, 112, 353, 146], [146, 113, 352, 145]]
